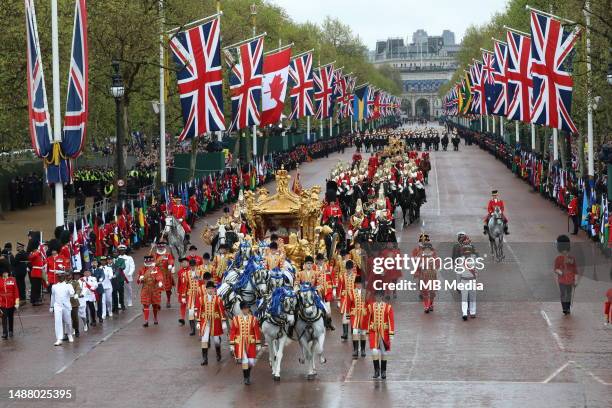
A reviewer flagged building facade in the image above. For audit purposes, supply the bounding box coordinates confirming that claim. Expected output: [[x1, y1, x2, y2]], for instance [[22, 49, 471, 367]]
[[371, 30, 460, 118]]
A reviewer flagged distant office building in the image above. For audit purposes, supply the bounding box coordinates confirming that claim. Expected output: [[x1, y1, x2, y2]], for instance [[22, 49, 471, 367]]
[[371, 29, 460, 118]]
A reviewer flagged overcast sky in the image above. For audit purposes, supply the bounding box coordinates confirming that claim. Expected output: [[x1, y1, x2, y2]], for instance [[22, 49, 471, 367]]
[[269, 0, 509, 48]]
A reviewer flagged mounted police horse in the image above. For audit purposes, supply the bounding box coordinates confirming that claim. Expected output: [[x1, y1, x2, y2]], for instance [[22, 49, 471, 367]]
[[487, 207, 505, 261], [164, 215, 187, 259], [260, 287, 297, 381], [295, 284, 327, 380]]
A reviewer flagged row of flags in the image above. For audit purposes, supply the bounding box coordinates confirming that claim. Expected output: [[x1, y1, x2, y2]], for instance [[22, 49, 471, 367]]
[[169, 14, 401, 142], [26, 0, 89, 184], [443, 8, 581, 134]]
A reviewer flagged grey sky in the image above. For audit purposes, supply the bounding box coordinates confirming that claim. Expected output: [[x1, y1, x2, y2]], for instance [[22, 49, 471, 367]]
[[268, 0, 509, 48]]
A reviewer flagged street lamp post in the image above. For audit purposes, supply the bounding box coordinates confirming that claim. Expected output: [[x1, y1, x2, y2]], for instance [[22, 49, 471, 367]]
[[110, 60, 126, 198]]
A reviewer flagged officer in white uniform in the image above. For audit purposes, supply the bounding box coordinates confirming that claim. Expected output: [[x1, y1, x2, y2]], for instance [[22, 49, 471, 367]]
[[79, 270, 98, 330], [117, 245, 135, 307], [50, 271, 75, 346], [102, 257, 114, 318]]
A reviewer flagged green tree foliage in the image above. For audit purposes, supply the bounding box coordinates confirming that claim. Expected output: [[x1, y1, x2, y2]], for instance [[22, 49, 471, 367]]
[[0, 0, 400, 153]]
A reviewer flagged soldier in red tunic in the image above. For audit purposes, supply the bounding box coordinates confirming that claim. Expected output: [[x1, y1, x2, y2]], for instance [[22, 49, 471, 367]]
[[170, 196, 191, 235], [483, 190, 509, 235], [195, 281, 226, 365], [1, 269, 20, 339], [137, 255, 164, 327], [176, 257, 190, 326], [321, 200, 343, 224], [338, 259, 357, 341], [28, 243, 46, 306], [348, 276, 369, 358], [367, 290, 394, 379], [186, 245, 203, 266], [154, 242, 175, 308], [229, 301, 261, 385], [567, 194, 579, 235]]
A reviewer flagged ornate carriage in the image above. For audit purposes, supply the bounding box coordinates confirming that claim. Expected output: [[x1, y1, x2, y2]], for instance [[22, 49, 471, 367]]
[[243, 167, 322, 243]]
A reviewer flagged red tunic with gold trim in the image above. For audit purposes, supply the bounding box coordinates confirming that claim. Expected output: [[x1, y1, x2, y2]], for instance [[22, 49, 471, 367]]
[[314, 263, 333, 302], [176, 266, 190, 303], [229, 314, 261, 359], [138, 265, 163, 306], [366, 301, 394, 350], [0, 276, 19, 308], [186, 254, 203, 266], [211, 255, 228, 284], [348, 287, 369, 330], [295, 268, 318, 287], [154, 251, 175, 292], [46, 254, 68, 285], [195, 292, 226, 337], [338, 273, 356, 314]]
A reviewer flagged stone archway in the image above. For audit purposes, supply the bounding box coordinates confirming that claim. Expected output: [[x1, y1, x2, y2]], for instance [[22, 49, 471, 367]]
[[415, 98, 430, 119], [401, 99, 411, 116]]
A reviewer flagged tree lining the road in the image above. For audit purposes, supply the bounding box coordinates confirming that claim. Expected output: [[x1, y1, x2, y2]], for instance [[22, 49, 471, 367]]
[[0, 0, 402, 153]]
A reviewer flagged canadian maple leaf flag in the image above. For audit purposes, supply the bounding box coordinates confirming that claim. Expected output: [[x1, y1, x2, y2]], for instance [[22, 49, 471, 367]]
[[261, 47, 291, 126]]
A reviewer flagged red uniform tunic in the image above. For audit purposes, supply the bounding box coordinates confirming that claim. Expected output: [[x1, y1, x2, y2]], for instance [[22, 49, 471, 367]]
[[195, 293, 226, 337], [366, 301, 394, 350], [486, 198, 508, 222], [176, 266, 190, 302], [189, 195, 199, 215], [154, 251, 175, 292], [171, 202, 191, 233], [338, 272, 356, 314], [315, 263, 334, 302], [413, 247, 438, 310], [28, 249, 46, 279], [186, 254, 203, 266], [46, 254, 68, 285], [321, 201, 343, 224], [567, 197, 578, 216], [554, 254, 577, 285], [138, 266, 163, 306], [0, 276, 19, 308], [348, 287, 369, 330], [229, 314, 261, 359]]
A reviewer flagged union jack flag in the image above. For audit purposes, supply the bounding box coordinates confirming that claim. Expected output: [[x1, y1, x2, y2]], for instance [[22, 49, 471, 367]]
[[470, 61, 486, 115], [482, 51, 496, 115], [25, 0, 53, 158], [288, 52, 314, 119], [333, 69, 347, 118], [366, 87, 376, 119], [313, 63, 334, 119], [492, 40, 508, 116], [170, 17, 225, 141], [506, 31, 532, 123], [62, 0, 88, 158], [344, 75, 356, 118], [529, 11, 581, 133], [224, 37, 263, 131]]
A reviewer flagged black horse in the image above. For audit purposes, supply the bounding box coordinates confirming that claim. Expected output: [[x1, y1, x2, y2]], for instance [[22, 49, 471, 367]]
[[323, 215, 346, 260], [375, 218, 397, 243], [398, 183, 424, 226]]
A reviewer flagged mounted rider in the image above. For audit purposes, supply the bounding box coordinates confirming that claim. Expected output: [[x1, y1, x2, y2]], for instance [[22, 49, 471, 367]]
[[483, 190, 509, 235], [321, 198, 343, 225], [170, 196, 191, 236]]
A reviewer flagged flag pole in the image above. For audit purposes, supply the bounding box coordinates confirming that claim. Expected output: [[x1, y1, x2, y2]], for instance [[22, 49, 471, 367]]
[[251, 4, 257, 161], [531, 123, 536, 150], [51, 0, 63, 227], [584, 0, 594, 177], [515, 121, 519, 145], [525, 5, 575, 25], [159, 0, 167, 187], [553, 128, 559, 161]]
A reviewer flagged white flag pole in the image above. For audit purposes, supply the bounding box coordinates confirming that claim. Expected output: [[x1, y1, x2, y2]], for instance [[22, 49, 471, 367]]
[[584, 0, 594, 177], [159, 0, 167, 186], [51, 0, 63, 227], [306, 116, 311, 142], [531, 123, 536, 150], [553, 128, 558, 161]]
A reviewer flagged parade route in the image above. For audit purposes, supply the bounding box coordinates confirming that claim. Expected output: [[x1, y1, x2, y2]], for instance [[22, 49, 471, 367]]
[[1, 125, 610, 408]]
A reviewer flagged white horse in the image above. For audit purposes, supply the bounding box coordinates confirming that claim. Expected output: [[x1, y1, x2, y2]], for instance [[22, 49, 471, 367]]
[[295, 284, 327, 380], [164, 215, 186, 259], [487, 207, 505, 262], [261, 287, 297, 382]]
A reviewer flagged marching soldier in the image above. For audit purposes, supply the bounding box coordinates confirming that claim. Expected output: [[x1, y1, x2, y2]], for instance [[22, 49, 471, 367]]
[[1, 268, 19, 339], [195, 281, 226, 365], [211, 244, 229, 284], [176, 257, 190, 326], [338, 259, 357, 341], [50, 271, 75, 346], [229, 301, 262, 385], [349, 276, 368, 359], [137, 255, 163, 327], [67, 270, 83, 337], [154, 241, 175, 308], [315, 253, 335, 330], [367, 290, 394, 379]]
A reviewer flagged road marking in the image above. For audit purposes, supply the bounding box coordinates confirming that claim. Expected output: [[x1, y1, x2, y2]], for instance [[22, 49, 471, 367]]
[[539, 310, 565, 351], [407, 331, 420, 380], [55, 312, 142, 375], [344, 359, 357, 382], [543, 361, 573, 383]]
